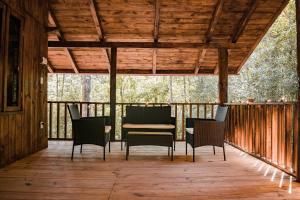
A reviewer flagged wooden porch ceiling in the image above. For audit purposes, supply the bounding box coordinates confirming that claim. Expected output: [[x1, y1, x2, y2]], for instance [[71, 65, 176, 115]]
[[47, 0, 289, 75]]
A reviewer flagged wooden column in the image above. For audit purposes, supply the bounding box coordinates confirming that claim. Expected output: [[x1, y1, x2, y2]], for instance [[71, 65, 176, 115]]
[[218, 48, 228, 105], [296, 0, 300, 182], [110, 47, 117, 141]]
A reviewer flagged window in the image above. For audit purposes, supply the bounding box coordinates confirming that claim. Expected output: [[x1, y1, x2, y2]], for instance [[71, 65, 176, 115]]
[[3, 12, 23, 111]]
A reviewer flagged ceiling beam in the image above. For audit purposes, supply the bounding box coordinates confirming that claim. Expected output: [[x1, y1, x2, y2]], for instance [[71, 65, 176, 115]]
[[154, 0, 160, 42], [47, 60, 54, 73], [205, 0, 225, 43], [48, 9, 80, 74], [48, 9, 63, 40], [89, 0, 104, 40], [232, 0, 258, 43], [194, 49, 207, 74], [48, 41, 242, 49], [152, 0, 160, 74], [64, 48, 80, 74], [88, 0, 111, 73]]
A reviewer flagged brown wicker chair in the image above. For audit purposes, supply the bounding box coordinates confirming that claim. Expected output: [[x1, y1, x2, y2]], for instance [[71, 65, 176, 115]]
[[185, 106, 228, 162]]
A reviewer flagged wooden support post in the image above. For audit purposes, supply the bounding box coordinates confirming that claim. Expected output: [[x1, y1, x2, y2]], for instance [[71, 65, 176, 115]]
[[110, 47, 117, 141], [296, 0, 300, 182], [218, 48, 228, 105]]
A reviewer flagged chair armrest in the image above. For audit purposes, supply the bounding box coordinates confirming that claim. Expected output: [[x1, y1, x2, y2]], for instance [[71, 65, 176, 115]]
[[186, 117, 215, 128]]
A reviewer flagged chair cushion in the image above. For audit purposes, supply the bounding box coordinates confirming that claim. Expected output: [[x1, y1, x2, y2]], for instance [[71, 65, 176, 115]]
[[126, 106, 145, 124], [142, 106, 171, 124], [128, 131, 173, 136], [123, 123, 175, 129]]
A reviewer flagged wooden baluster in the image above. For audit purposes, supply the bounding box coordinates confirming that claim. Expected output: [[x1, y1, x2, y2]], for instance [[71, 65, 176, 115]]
[[57, 103, 60, 139], [49, 102, 53, 139], [64, 103, 67, 139], [95, 103, 97, 117], [196, 104, 199, 118], [182, 104, 185, 141], [102, 103, 105, 116]]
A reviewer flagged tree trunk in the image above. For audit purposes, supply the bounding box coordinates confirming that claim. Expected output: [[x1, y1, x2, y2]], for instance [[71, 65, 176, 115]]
[[169, 76, 173, 103], [81, 75, 91, 117]]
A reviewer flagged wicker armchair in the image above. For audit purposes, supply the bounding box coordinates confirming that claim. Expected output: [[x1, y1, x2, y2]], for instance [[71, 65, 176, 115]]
[[68, 104, 111, 160], [185, 106, 228, 162]]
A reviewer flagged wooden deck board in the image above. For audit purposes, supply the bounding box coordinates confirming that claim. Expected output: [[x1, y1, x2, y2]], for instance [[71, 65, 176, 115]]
[[0, 141, 299, 200]]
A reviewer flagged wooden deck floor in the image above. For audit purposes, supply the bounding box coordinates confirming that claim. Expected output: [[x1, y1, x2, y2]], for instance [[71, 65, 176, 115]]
[[0, 141, 299, 200]]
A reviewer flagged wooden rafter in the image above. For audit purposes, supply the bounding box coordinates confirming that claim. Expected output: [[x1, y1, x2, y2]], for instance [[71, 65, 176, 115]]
[[205, 0, 225, 43], [154, 0, 160, 42], [47, 60, 54, 73], [88, 0, 111, 73], [194, 49, 207, 74], [152, 0, 160, 74], [48, 8, 80, 73], [232, 0, 258, 43], [48, 41, 242, 49]]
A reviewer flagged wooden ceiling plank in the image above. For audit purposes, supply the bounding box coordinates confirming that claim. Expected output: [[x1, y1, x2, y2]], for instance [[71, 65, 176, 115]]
[[194, 49, 207, 74], [232, 0, 259, 43], [89, 0, 111, 73], [205, 0, 225, 43]]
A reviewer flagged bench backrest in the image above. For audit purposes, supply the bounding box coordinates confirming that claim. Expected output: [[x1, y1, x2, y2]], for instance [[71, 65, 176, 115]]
[[126, 106, 171, 124]]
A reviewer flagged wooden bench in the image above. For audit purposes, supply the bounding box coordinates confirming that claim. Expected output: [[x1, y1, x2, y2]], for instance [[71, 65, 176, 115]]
[[126, 131, 173, 161]]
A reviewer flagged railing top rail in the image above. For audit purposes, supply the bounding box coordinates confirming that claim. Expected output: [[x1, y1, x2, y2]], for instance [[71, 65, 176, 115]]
[[47, 101, 297, 106]]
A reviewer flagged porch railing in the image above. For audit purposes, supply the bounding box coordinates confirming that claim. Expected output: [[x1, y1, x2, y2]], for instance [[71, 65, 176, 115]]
[[47, 101, 298, 178], [47, 101, 218, 141], [226, 102, 298, 177]]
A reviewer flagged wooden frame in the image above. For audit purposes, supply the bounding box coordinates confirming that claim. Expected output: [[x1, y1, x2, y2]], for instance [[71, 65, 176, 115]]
[[3, 9, 24, 112], [0, 2, 6, 112]]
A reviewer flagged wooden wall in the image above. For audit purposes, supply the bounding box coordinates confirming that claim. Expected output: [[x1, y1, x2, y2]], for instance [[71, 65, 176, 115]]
[[0, 0, 48, 167]]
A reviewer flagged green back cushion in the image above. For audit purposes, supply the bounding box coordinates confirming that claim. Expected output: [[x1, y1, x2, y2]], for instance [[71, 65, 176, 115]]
[[126, 106, 171, 124]]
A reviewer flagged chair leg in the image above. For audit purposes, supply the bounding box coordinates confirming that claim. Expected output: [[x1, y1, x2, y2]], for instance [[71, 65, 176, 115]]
[[121, 140, 123, 151], [223, 146, 226, 161], [126, 144, 129, 160], [174, 140, 176, 151], [109, 141, 111, 153], [171, 145, 173, 161], [213, 146, 215, 155], [168, 147, 170, 156], [71, 144, 75, 160], [193, 147, 195, 162], [185, 141, 188, 155], [80, 145, 83, 154], [103, 146, 106, 161]]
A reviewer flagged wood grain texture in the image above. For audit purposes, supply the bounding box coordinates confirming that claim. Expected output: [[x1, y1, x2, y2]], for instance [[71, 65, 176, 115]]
[[296, 0, 300, 182], [0, 0, 48, 167], [47, 0, 289, 75], [0, 141, 299, 200], [218, 48, 228, 104]]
